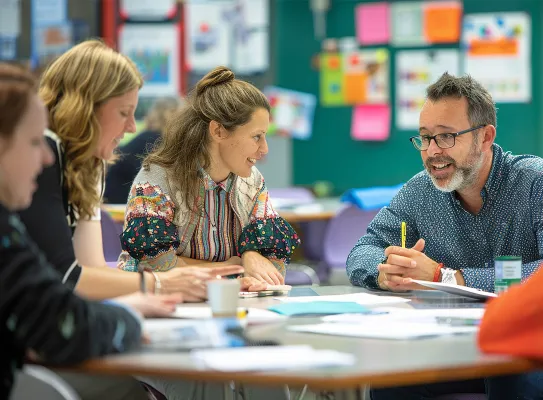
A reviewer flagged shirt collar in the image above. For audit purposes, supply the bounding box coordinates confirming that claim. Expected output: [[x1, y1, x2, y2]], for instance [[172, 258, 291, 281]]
[[480, 143, 502, 199], [198, 167, 234, 192]]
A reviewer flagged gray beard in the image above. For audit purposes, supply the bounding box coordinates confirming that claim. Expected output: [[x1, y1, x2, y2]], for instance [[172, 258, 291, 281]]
[[427, 149, 484, 193]]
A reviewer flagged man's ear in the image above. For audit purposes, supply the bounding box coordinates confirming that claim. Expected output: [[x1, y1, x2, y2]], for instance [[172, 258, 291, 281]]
[[208, 120, 229, 141], [481, 124, 496, 152]]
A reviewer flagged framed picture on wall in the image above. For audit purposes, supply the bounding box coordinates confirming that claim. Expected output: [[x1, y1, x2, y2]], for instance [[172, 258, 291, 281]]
[[118, 23, 182, 96]]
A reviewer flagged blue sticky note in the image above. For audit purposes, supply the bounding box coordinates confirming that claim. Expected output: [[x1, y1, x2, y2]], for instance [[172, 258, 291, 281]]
[[268, 301, 378, 316]]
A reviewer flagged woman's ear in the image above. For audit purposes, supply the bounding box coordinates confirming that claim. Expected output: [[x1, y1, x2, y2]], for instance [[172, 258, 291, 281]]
[[208, 120, 229, 142]]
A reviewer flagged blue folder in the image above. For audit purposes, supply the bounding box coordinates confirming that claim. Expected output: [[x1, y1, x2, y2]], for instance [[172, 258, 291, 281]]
[[268, 301, 383, 316]]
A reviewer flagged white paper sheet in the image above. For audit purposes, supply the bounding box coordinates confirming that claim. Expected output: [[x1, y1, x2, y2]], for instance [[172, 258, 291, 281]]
[[191, 345, 355, 371], [411, 280, 497, 300], [274, 293, 410, 306], [396, 49, 460, 130], [289, 322, 477, 340], [322, 307, 485, 324], [174, 306, 286, 324]]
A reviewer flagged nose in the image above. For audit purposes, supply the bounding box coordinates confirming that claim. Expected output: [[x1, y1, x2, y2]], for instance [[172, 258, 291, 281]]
[[126, 115, 137, 133], [260, 137, 269, 155], [426, 136, 442, 157]]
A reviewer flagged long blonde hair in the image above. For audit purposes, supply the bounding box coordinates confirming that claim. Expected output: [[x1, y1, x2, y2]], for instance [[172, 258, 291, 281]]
[[144, 66, 270, 209], [39, 40, 143, 219]]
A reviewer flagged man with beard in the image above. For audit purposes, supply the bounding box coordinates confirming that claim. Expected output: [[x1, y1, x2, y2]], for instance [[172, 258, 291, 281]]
[[347, 73, 543, 399]]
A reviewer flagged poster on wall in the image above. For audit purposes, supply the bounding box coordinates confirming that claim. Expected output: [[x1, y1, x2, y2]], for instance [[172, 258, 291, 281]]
[[185, 0, 233, 71], [320, 48, 389, 107], [462, 12, 531, 103], [396, 49, 460, 130], [119, 0, 178, 20], [186, 0, 269, 74], [119, 24, 181, 96], [264, 86, 316, 140]]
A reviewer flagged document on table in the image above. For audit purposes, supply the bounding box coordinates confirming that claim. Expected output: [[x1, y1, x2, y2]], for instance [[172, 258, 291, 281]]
[[321, 307, 485, 324], [411, 280, 497, 300], [191, 345, 355, 371], [289, 322, 477, 340], [173, 306, 287, 324], [274, 293, 410, 306]]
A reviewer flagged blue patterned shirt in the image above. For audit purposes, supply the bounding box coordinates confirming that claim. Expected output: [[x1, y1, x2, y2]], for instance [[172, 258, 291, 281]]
[[346, 144, 543, 292]]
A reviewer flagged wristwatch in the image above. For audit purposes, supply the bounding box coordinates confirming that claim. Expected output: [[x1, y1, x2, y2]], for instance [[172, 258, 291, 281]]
[[440, 267, 457, 285]]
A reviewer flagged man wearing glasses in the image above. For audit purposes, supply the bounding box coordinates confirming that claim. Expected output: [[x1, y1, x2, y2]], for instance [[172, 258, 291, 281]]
[[347, 73, 543, 399]]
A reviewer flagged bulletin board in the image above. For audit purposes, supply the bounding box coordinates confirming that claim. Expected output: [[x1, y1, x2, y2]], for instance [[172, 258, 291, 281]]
[[275, 0, 542, 194]]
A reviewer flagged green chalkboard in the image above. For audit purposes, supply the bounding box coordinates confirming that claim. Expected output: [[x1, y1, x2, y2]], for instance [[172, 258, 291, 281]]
[[276, 0, 542, 194]]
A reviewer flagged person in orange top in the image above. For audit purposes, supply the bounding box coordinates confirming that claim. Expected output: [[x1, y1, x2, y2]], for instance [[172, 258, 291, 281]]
[[479, 265, 543, 359]]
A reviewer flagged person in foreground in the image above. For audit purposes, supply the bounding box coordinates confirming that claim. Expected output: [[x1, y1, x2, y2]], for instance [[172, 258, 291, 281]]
[[0, 63, 183, 399], [479, 266, 543, 359], [345, 73, 543, 399], [117, 66, 300, 287], [104, 96, 181, 204], [17, 39, 244, 302]]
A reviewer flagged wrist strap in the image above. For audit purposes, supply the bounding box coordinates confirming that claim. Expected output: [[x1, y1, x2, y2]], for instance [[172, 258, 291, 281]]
[[151, 271, 162, 294], [433, 263, 444, 282], [440, 267, 458, 285]]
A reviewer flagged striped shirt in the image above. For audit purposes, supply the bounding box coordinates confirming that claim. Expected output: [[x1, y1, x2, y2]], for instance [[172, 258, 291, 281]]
[[189, 170, 240, 261]]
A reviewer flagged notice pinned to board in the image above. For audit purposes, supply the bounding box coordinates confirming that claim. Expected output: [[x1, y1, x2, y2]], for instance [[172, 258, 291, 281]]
[[462, 12, 531, 103]]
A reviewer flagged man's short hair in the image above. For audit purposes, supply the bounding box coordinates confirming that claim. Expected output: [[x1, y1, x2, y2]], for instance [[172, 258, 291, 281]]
[[426, 72, 497, 128]]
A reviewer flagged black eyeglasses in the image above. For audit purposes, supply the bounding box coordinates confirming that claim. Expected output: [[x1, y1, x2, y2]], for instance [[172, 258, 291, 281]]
[[410, 125, 485, 151]]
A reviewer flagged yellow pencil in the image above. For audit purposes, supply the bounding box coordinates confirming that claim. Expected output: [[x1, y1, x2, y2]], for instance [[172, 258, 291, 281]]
[[401, 221, 406, 248]]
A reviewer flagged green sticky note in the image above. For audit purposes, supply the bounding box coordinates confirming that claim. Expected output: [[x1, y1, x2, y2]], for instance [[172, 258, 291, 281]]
[[320, 53, 345, 106], [268, 301, 372, 316]]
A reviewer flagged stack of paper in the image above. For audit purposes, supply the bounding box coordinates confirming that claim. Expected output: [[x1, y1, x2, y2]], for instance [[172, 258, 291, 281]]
[[274, 293, 411, 306], [191, 345, 355, 371], [289, 322, 477, 340]]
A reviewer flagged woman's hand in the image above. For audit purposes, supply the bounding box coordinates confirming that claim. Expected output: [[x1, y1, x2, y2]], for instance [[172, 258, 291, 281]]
[[241, 251, 284, 285], [239, 276, 268, 292], [159, 265, 244, 302], [113, 292, 183, 317]]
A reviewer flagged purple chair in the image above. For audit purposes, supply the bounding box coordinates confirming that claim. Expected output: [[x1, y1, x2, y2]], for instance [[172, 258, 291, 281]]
[[322, 205, 380, 283], [101, 210, 123, 263]]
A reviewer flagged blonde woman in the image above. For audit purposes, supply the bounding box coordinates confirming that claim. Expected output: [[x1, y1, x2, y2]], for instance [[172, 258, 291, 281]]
[[104, 96, 181, 204], [18, 40, 242, 301]]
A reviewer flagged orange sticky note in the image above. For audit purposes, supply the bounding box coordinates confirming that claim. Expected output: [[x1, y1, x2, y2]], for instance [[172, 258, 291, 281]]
[[424, 1, 462, 43], [344, 72, 367, 104]]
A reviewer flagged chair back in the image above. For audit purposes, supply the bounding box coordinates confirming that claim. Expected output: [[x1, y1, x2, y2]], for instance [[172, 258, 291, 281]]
[[323, 205, 380, 269], [101, 210, 123, 262]]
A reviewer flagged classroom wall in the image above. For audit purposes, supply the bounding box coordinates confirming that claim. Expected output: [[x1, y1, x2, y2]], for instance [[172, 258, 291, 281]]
[[276, 0, 543, 195]]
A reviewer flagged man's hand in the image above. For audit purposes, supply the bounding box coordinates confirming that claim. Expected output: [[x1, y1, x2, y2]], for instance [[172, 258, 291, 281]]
[[378, 238, 440, 291]]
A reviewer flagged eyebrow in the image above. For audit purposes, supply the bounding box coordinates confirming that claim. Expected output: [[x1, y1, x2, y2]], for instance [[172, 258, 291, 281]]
[[419, 124, 457, 133]]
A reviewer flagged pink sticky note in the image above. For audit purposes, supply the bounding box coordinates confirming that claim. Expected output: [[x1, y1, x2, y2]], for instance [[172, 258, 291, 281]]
[[356, 2, 390, 45], [351, 104, 390, 141]]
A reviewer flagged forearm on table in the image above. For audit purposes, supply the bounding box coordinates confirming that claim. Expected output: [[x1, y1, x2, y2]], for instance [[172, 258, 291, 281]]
[[75, 266, 155, 300], [346, 244, 384, 289]]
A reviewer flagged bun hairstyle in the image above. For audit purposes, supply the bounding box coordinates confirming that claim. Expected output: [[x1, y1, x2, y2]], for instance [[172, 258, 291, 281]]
[[0, 63, 36, 141], [144, 66, 270, 208]]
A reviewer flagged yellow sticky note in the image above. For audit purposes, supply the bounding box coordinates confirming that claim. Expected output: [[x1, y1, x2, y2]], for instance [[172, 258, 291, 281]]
[[375, 49, 388, 63]]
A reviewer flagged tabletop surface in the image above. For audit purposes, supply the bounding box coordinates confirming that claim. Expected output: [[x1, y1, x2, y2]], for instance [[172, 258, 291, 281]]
[[61, 285, 541, 390]]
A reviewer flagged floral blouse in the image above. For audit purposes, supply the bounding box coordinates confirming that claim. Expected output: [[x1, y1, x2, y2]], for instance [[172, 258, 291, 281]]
[[117, 165, 300, 274]]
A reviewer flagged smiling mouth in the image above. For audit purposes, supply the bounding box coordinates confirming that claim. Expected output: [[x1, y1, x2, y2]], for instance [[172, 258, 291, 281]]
[[248, 158, 256, 164], [432, 163, 451, 171]]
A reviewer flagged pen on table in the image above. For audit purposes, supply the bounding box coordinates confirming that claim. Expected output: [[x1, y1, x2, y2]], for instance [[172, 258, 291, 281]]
[[237, 308, 249, 319], [138, 264, 146, 295], [401, 221, 406, 248]]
